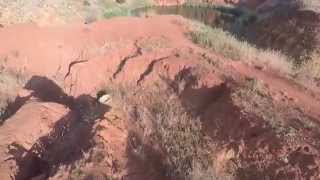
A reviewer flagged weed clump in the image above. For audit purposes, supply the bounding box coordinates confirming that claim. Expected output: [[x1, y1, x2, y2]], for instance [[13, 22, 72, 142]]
[[105, 83, 216, 179]]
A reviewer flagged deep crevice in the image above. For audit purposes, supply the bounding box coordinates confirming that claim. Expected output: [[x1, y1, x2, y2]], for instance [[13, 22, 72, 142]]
[[112, 39, 143, 79], [136, 56, 170, 85], [64, 60, 88, 80]]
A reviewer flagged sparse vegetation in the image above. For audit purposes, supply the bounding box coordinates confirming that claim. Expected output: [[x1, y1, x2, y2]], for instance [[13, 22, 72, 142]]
[[104, 83, 215, 180], [145, 92, 212, 179], [188, 20, 293, 74], [298, 52, 320, 81], [233, 80, 292, 140]]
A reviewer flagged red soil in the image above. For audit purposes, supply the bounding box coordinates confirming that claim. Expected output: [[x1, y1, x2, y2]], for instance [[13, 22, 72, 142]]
[[0, 15, 319, 179]]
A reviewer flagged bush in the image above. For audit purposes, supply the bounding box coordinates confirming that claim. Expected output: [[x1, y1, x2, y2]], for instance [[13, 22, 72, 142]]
[[297, 52, 320, 81]]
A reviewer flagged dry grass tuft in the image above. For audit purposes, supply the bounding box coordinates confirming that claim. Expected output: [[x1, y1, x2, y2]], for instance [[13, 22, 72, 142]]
[[298, 52, 320, 80], [144, 91, 211, 179], [101, 82, 216, 179]]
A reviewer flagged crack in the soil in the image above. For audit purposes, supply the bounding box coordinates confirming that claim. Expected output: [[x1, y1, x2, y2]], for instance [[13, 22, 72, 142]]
[[112, 40, 143, 79], [64, 60, 88, 80], [136, 56, 170, 85]]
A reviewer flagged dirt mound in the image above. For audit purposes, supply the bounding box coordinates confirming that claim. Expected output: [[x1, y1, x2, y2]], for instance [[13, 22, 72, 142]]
[[0, 15, 319, 179]]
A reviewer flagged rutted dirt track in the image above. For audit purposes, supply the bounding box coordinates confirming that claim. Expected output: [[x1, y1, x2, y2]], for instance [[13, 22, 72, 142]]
[[0, 15, 320, 179]]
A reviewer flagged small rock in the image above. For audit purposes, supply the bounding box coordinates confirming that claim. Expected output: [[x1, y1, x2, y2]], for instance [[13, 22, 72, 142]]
[[98, 94, 112, 105]]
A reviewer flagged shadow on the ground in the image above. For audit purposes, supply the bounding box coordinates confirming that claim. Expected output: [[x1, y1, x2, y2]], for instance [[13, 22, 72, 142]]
[[0, 76, 74, 123], [124, 131, 167, 180], [7, 76, 110, 180]]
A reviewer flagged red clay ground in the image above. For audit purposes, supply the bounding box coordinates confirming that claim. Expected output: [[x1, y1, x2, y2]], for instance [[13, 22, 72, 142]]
[[0, 15, 319, 179]]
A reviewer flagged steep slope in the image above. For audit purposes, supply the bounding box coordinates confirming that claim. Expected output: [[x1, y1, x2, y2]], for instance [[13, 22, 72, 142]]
[[244, 2, 320, 64]]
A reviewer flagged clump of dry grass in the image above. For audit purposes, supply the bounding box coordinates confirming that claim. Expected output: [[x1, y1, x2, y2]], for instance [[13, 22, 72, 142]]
[[145, 92, 211, 179], [232, 78, 305, 139], [233, 78, 278, 126], [102, 82, 216, 179], [188, 20, 293, 74], [297, 52, 320, 80]]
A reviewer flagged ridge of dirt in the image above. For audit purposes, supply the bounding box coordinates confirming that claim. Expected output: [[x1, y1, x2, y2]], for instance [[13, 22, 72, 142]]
[[64, 60, 89, 80]]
